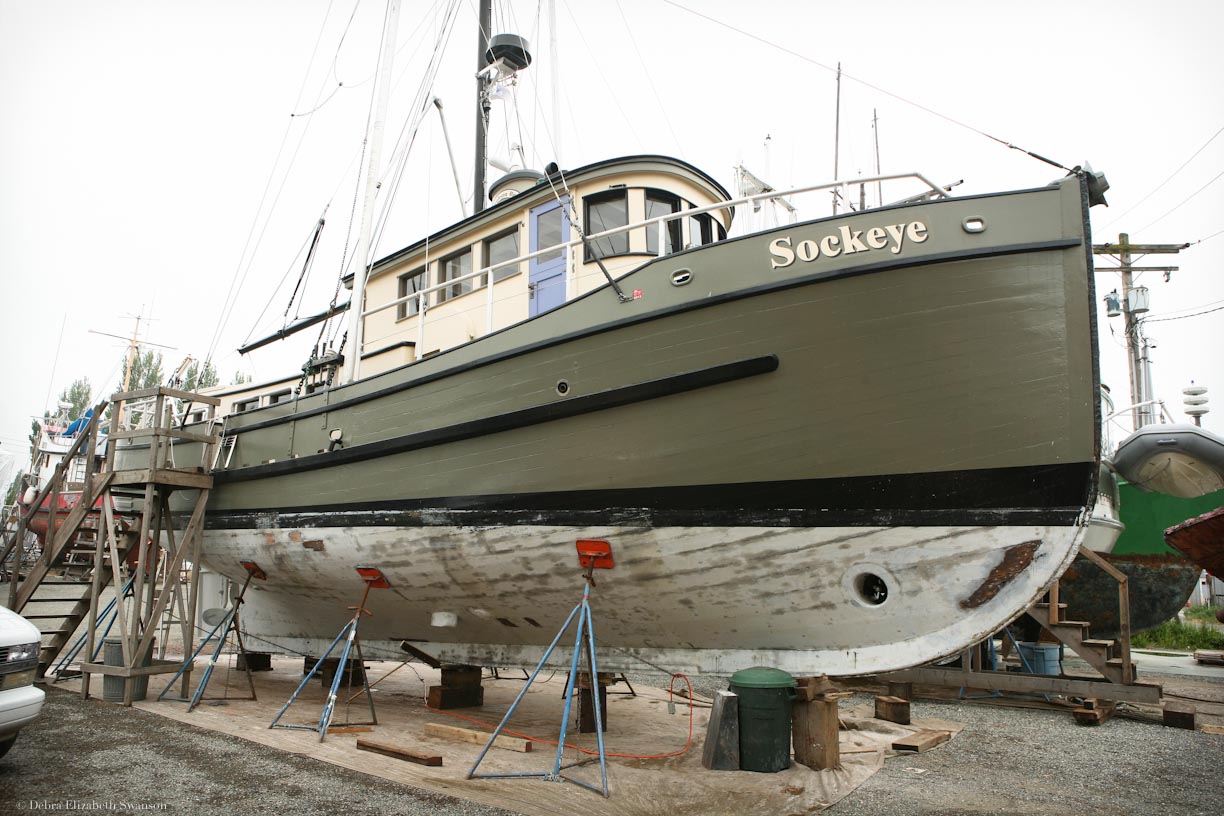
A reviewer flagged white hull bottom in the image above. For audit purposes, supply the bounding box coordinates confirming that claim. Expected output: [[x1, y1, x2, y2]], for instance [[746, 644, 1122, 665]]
[[202, 521, 1084, 677]]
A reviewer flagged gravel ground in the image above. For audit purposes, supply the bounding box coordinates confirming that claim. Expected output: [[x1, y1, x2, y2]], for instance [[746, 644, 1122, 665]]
[[1, 674, 1221, 816], [0, 687, 520, 816]]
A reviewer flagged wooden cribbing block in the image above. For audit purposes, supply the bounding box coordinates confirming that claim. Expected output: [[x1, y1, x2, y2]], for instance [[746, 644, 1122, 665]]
[[793, 675, 837, 702], [1072, 698, 1116, 726], [356, 737, 443, 766], [1163, 701, 1196, 731], [427, 685, 484, 709], [891, 729, 950, 753], [424, 722, 532, 753], [1193, 649, 1224, 665], [886, 681, 913, 701], [429, 664, 485, 709], [874, 695, 911, 725], [793, 693, 840, 770], [701, 690, 740, 771]]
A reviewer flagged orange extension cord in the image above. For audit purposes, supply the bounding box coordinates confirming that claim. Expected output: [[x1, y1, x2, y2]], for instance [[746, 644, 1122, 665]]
[[426, 672, 696, 759]]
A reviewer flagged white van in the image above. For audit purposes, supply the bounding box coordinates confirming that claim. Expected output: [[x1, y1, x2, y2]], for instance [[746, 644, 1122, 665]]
[[0, 605, 45, 758]]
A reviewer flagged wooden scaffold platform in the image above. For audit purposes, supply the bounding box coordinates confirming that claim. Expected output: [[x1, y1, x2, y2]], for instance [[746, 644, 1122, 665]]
[[0, 386, 221, 706]]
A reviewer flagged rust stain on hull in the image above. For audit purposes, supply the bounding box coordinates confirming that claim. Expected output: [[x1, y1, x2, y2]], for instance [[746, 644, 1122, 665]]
[[960, 540, 1041, 609]]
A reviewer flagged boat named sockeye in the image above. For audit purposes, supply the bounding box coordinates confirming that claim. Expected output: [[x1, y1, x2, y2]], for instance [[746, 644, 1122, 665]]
[[115, 4, 1107, 677]]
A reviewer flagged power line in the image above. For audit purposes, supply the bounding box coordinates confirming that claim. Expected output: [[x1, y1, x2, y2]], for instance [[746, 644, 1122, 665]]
[[1144, 304, 1224, 323], [1190, 226, 1224, 246], [1136, 168, 1224, 233], [1102, 125, 1224, 229]]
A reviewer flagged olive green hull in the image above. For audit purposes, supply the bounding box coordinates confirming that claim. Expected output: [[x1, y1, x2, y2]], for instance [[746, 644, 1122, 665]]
[[120, 177, 1099, 675]]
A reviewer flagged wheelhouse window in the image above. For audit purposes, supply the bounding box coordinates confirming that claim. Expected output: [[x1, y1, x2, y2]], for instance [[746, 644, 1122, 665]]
[[645, 190, 682, 255], [584, 190, 629, 261], [687, 212, 712, 248], [396, 266, 427, 319], [265, 389, 292, 406], [438, 248, 474, 303], [484, 229, 520, 283], [233, 397, 260, 413]]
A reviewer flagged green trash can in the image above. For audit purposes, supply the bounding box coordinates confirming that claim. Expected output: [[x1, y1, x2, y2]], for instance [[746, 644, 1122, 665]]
[[729, 666, 796, 772]]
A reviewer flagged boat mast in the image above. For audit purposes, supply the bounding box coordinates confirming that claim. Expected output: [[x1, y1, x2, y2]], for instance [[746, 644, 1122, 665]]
[[472, 0, 492, 214], [832, 62, 841, 215], [343, 0, 403, 385]]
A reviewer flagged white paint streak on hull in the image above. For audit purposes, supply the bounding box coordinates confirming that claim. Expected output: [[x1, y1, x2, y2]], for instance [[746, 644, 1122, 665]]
[[205, 521, 1083, 676]]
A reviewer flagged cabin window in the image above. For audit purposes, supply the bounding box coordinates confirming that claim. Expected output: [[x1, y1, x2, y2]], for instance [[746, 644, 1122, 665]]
[[645, 191, 682, 255], [438, 248, 475, 302], [233, 397, 260, 413], [265, 389, 292, 406], [187, 410, 205, 424], [396, 266, 427, 319], [687, 213, 712, 248], [584, 190, 629, 261], [484, 229, 521, 283]]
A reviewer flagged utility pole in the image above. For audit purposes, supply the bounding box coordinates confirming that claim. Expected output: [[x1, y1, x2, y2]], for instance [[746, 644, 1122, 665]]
[[1093, 233, 1190, 429]]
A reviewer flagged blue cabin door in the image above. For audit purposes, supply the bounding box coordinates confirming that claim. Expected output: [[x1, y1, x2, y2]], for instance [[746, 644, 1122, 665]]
[[529, 197, 569, 316]]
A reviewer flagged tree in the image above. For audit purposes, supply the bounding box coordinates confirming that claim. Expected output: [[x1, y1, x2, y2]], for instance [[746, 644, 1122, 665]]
[[29, 377, 93, 454], [121, 349, 164, 391], [231, 370, 253, 386], [4, 472, 24, 507], [181, 360, 220, 391], [60, 377, 93, 418]]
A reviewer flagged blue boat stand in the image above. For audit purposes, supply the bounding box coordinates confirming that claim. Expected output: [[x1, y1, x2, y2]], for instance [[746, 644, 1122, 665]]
[[268, 575, 381, 741], [467, 563, 610, 798], [157, 569, 258, 710]]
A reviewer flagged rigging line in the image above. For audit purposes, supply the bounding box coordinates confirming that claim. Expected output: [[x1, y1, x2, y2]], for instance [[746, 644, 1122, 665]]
[[1102, 125, 1224, 229], [1143, 304, 1224, 323], [240, 210, 330, 346], [360, 1, 455, 263], [613, 0, 684, 156], [369, 0, 463, 260], [205, 7, 350, 367], [560, 1, 647, 151], [1136, 168, 1224, 233], [663, 0, 1074, 173], [288, 212, 328, 323]]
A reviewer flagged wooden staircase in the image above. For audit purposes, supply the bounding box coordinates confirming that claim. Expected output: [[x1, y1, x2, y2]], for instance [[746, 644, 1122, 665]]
[[1027, 601, 1135, 684], [3, 386, 221, 696]]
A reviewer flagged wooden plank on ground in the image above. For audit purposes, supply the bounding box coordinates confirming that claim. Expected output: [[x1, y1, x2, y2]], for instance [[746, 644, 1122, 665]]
[[1193, 650, 1224, 665], [329, 726, 375, 734], [891, 729, 950, 753], [356, 737, 443, 766], [424, 722, 532, 753]]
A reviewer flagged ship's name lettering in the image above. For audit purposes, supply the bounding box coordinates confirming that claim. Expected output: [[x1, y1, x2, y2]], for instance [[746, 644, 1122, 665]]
[[768, 221, 929, 270]]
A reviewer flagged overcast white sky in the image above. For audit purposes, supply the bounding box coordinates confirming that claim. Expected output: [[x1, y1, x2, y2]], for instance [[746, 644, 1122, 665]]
[[1, 0, 1222, 476]]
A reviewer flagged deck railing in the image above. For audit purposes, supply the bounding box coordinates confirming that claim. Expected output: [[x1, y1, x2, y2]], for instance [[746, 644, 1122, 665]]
[[361, 171, 951, 354]]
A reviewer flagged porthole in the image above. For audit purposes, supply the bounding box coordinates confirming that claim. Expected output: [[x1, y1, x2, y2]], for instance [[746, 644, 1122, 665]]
[[556, 379, 570, 396], [854, 573, 888, 605], [962, 216, 987, 234], [842, 563, 896, 609], [670, 268, 693, 286]]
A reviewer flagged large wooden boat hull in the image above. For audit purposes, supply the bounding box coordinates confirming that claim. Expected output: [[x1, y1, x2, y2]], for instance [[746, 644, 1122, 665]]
[[1166, 506, 1224, 580], [1056, 483, 1224, 635], [124, 175, 1099, 675]]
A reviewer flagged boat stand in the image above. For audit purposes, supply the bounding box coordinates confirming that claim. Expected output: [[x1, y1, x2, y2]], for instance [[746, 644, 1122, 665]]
[[268, 566, 388, 741], [468, 540, 614, 798], [158, 560, 265, 710]]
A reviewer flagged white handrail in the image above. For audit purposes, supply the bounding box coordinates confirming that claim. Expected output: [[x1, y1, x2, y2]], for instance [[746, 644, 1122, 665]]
[[362, 171, 949, 321]]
